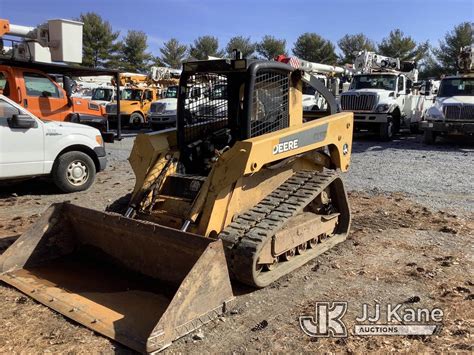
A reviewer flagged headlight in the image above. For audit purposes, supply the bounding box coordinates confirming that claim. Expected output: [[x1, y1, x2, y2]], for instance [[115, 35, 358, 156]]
[[95, 135, 104, 146], [163, 110, 176, 115], [375, 104, 390, 113], [426, 109, 444, 120], [88, 102, 100, 111]]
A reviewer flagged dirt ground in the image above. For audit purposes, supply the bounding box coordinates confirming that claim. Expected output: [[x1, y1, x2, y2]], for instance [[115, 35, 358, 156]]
[[0, 142, 472, 353]]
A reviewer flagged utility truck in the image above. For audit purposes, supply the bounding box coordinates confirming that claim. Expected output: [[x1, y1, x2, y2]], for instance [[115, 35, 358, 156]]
[[421, 46, 474, 144], [106, 67, 180, 129], [0, 18, 119, 140], [340, 51, 434, 140]]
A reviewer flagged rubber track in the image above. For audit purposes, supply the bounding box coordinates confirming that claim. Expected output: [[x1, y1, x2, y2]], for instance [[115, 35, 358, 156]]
[[219, 169, 343, 287]]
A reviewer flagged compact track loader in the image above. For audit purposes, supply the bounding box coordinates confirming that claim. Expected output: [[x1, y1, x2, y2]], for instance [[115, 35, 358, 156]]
[[0, 57, 353, 352]]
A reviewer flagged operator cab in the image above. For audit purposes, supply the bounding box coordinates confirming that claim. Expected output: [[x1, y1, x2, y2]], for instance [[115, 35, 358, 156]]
[[177, 58, 296, 175]]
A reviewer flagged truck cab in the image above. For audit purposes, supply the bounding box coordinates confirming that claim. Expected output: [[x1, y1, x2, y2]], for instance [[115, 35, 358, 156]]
[[105, 86, 157, 129], [148, 85, 179, 130], [421, 74, 474, 143], [0, 65, 107, 131], [340, 50, 433, 140], [340, 72, 414, 140]]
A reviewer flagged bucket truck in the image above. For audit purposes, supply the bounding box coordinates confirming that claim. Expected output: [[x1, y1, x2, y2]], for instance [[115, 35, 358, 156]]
[[420, 46, 474, 144], [339, 51, 434, 140], [0, 18, 114, 135], [105, 67, 180, 129]]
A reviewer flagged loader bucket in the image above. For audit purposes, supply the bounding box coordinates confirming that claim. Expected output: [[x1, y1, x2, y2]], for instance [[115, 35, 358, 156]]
[[0, 203, 234, 353]]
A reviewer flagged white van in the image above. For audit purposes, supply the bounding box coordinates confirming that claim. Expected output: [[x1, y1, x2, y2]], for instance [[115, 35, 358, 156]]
[[0, 95, 106, 192]]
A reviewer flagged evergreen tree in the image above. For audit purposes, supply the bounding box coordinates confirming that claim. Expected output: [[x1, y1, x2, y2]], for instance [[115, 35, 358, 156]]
[[159, 38, 187, 69], [256, 35, 287, 59], [79, 12, 120, 68], [292, 33, 338, 64]]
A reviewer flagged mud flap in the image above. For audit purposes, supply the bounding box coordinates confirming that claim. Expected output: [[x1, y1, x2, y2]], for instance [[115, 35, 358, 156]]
[[0, 203, 234, 353]]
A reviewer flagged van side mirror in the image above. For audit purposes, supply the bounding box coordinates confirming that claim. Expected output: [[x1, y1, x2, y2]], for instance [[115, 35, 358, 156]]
[[8, 114, 38, 129]]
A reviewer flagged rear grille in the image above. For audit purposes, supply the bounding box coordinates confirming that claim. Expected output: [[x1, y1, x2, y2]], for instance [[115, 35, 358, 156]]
[[443, 104, 474, 120], [150, 102, 166, 113], [341, 94, 376, 111]]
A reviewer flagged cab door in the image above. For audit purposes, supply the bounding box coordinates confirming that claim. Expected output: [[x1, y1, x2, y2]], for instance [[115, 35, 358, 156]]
[[0, 98, 44, 178], [142, 89, 154, 112], [20, 70, 68, 121]]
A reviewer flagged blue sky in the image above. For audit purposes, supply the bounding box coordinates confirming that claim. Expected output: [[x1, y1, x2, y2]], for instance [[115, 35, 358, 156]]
[[1, 0, 472, 56]]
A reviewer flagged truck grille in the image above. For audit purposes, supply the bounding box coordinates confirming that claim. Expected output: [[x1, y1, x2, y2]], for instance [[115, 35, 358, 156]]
[[150, 102, 166, 113], [341, 93, 376, 111], [443, 104, 474, 120]]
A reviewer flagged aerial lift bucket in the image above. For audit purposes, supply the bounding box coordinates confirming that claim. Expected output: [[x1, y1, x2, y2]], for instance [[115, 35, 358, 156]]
[[0, 203, 234, 353]]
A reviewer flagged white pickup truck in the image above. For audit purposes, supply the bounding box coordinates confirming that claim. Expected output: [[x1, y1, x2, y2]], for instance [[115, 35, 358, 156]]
[[0, 95, 107, 192]]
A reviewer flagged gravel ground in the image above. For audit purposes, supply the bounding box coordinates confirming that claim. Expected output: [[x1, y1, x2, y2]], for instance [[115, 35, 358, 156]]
[[0, 131, 472, 353], [108, 131, 474, 214], [347, 132, 474, 213]]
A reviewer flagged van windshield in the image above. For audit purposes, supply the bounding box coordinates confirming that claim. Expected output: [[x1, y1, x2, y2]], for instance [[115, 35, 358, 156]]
[[438, 78, 474, 97]]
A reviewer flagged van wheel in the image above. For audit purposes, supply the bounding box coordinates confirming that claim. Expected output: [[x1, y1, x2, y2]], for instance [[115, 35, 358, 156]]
[[423, 130, 436, 145], [52, 151, 96, 193], [130, 113, 143, 129], [379, 118, 394, 141]]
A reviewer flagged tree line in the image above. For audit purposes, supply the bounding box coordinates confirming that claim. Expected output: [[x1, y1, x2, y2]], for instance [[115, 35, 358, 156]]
[[80, 12, 472, 78]]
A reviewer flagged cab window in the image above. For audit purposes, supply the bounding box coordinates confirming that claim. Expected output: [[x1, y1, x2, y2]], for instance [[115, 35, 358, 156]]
[[0, 72, 10, 97], [145, 90, 153, 101], [0, 99, 21, 125], [398, 76, 404, 92], [24, 72, 60, 98]]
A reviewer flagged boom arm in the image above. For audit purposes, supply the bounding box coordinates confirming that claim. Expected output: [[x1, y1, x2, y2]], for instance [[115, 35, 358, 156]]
[[0, 18, 83, 63]]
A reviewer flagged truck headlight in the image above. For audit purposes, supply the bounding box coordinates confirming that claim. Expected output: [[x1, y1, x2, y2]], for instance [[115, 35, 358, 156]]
[[426, 109, 443, 120], [96, 135, 104, 146], [88, 102, 100, 111], [375, 104, 390, 113]]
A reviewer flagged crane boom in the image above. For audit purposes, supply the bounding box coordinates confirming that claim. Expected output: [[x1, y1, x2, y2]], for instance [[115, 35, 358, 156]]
[[275, 55, 352, 76]]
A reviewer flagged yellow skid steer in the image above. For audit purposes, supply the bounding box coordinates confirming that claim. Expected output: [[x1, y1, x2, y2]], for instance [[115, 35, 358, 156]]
[[0, 55, 353, 352]]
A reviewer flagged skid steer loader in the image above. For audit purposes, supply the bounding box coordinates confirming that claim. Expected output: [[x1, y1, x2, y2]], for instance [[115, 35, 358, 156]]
[[0, 56, 353, 353]]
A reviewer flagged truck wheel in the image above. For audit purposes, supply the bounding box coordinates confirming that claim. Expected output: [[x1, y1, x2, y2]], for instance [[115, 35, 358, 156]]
[[379, 118, 394, 141], [130, 112, 143, 129], [423, 130, 436, 145], [130, 113, 143, 129], [52, 151, 96, 193]]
